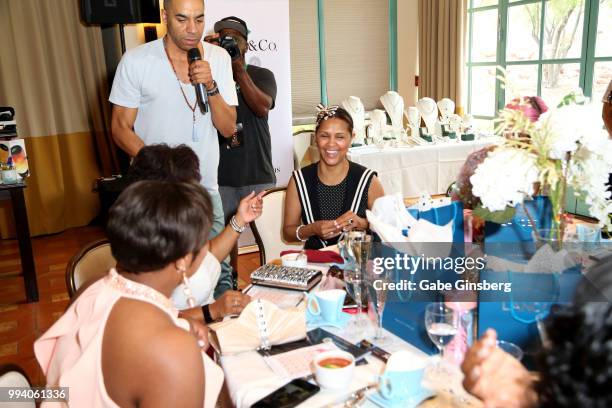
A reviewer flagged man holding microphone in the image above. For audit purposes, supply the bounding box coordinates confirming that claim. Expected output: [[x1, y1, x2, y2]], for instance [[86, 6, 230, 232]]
[[109, 0, 239, 297]]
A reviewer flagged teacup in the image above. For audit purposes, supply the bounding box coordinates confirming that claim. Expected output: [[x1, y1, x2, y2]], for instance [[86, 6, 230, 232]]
[[313, 350, 355, 390], [306, 289, 346, 324], [378, 350, 429, 402]]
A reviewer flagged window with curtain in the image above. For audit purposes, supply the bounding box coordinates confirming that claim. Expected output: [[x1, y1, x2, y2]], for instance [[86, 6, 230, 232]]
[[289, 0, 321, 117], [466, 0, 612, 129], [324, 0, 390, 110]]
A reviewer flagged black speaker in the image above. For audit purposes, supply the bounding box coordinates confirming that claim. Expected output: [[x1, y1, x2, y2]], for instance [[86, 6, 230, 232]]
[[82, 0, 161, 25], [143, 25, 158, 43]]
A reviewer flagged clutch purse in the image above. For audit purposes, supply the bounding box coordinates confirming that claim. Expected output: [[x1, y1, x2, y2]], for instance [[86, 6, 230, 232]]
[[250, 264, 322, 291], [208, 299, 306, 355]]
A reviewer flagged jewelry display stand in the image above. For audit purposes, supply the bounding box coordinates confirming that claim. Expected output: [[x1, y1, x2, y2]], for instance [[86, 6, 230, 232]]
[[341, 96, 366, 145], [448, 113, 464, 136], [368, 109, 387, 147], [417, 97, 441, 137], [405, 107, 421, 139], [380, 91, 405, 140]]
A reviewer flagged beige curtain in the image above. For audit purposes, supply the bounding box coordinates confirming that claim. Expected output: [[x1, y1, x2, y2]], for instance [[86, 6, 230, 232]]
[[0, 0, 117, 237], [418, 0, 468, 114]]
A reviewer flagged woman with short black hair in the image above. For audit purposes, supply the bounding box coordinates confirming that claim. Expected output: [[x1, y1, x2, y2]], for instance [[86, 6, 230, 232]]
[[35, 180, 223, 407], [127, 144, 263, 322]]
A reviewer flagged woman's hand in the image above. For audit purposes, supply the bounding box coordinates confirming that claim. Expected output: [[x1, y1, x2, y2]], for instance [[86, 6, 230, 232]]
[[461, 329, 537, 408], [209, 290, 251, 319], [335, 211, 366, 232], [236, 190, 265, 225], [183, 316, 210, 350], [311, 220, 343, 240]]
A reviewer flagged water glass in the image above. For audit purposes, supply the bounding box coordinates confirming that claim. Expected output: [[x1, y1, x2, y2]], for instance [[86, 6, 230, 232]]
[[366, 265, 389, 345], [425, 302, 458, 372]]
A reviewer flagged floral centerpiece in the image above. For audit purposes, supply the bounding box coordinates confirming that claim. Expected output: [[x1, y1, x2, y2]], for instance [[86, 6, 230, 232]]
[[455, 87, 612, 242]]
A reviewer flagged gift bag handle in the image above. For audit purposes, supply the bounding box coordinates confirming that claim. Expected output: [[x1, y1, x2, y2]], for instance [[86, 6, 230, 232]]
[[508, 271, 560, 324]]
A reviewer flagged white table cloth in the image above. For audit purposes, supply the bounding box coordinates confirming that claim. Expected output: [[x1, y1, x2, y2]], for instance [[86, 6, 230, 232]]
[[308, 138, 500, 198]]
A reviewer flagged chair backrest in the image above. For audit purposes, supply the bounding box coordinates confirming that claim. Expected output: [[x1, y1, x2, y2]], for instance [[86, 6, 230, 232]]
[[251, 188, 303, 265], [293, 130, 313, 169], [0, 364, 35, 408], [65, 239, 116, 297]]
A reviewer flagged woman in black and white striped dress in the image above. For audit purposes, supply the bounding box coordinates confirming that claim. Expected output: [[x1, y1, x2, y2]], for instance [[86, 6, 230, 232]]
[[283, 106, 384, 250]]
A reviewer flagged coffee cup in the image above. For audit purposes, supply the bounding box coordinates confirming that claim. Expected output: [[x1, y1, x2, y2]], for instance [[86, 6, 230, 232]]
[[313, 350, 355, 390], [306, 289, 345, 324], [377, 350, 428, 402]]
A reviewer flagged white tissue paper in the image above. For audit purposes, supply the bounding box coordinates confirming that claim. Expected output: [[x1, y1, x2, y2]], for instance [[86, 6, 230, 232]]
[[486, 243, 578, 274], [367, 194, 453, 257]]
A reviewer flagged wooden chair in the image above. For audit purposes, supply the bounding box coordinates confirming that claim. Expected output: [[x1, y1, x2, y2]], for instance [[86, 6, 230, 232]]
[[293, 130, 314, 169], [251, 188, 303, 265], [65, 239, 115, 297], [0, 364, 35, 408]]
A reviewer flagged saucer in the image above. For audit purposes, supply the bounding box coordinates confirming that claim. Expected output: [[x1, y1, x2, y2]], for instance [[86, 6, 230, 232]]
[[306, 312, 352, 329], [367, 388, 435, 408]]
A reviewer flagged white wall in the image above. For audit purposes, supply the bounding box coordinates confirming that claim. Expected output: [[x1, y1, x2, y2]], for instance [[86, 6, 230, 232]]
[[123, 1, 165, 51], [121, 2, 420, 110], [397, 0, 419, 107]]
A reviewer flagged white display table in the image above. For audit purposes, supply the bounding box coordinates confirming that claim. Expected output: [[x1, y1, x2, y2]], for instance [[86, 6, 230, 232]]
[[308, 138, 500, 198]]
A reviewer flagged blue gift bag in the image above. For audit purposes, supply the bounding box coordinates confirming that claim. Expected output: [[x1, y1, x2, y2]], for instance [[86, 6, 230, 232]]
[[382, 291, 439, 355], [407, 201, 464, 243], [484, 196, 552, 243], [478, 265, 582, 368], [379, 242, 465, 355]]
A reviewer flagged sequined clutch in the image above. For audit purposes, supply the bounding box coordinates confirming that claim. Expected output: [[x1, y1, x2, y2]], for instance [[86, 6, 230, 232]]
[[250, 264, 322, 291]]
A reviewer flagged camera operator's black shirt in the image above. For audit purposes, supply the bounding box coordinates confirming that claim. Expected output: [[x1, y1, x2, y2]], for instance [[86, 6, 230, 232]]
[[218, 64, 277, 187]]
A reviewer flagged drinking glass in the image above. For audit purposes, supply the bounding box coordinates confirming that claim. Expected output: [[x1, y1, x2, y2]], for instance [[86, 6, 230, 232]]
[[425, 302, 458, 372], [365, 265, 390, 345], [496, 340, 524, 361], [343, 231, 371, 329]]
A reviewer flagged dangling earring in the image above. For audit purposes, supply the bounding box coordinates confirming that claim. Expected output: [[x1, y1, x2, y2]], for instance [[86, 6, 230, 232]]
[[179, 264, 196, 308]]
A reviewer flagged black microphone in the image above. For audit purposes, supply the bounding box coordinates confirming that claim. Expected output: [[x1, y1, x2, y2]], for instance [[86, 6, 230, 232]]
[[187, 48, 209, 114]]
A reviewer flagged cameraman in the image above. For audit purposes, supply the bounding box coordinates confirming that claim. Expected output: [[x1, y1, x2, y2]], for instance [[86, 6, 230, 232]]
[[208, 16, 277, 278]]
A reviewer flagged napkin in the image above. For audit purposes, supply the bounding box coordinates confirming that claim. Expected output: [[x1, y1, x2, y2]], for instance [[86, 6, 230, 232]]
[[280, 249, 344, 264], [208, 299, 307, 355]]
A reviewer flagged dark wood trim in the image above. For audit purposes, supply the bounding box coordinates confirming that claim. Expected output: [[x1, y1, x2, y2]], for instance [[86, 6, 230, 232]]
[[1, 183, 38, 302]]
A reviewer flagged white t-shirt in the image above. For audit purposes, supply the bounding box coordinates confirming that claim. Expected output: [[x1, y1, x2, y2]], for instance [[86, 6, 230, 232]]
[[109, 39, 238, 193], [171, 251, 221, 310]]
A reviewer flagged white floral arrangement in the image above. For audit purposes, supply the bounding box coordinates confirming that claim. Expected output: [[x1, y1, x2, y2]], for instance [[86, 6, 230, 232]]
[[468, 89, 612, 234]]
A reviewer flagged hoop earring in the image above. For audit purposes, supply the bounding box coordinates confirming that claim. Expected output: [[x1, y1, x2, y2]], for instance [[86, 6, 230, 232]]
[[180, 266, 196, 308]]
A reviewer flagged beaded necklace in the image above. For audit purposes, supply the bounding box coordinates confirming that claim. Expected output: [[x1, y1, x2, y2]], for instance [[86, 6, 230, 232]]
[[163, 36, 200, 142]]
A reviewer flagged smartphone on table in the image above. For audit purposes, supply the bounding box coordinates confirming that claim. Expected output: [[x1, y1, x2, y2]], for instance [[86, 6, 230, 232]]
[[251, 378, 320, 408]]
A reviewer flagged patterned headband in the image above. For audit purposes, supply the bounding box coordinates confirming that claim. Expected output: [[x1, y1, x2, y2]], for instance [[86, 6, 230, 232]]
[[315, 104, 341, 125]]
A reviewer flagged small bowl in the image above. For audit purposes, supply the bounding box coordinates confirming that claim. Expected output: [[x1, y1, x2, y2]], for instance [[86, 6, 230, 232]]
[[281, 252, 308, 268], [313, 350, 355, 390], [497, 340, 524, 361]]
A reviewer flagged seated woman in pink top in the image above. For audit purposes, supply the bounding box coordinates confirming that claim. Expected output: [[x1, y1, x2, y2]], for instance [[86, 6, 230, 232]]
[[35, 181, 223, 408]]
